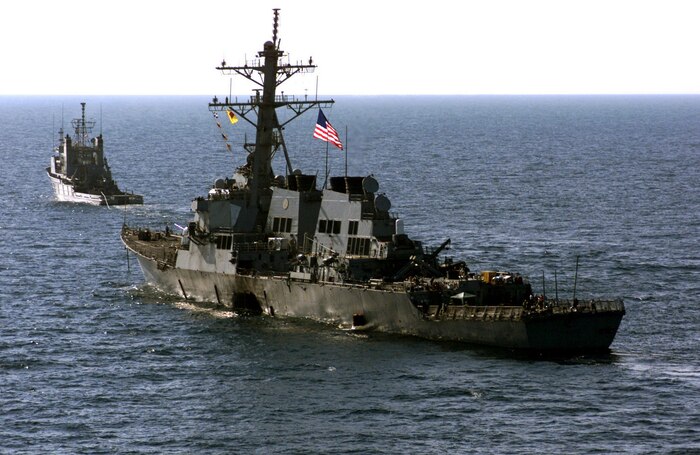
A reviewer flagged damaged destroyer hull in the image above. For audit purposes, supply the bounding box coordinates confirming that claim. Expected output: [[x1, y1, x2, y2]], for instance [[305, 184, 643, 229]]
[[122, 10, 625, 354], [130, 251, 624, 352]]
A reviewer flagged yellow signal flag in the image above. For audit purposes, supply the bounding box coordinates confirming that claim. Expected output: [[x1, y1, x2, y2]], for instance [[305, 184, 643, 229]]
[[227, 109, 239, 124]]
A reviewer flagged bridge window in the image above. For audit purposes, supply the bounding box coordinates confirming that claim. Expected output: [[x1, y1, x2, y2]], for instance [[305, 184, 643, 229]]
[[318, 219, 341, 234], [272, 217, 293, 233], [348, 220, 359, 235], [216, 235, 233, 250], [347, 237, 370, 256]]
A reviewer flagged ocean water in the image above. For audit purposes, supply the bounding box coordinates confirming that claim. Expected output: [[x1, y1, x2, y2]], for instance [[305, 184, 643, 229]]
[[1, 95, 699, 453]]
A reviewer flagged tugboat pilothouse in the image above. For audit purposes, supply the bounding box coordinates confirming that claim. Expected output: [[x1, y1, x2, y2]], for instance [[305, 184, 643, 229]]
[[122, 10, 624, 353], [47, 103, 143, 206]]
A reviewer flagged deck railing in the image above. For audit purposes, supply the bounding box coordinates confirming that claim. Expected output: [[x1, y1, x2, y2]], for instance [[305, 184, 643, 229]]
[[428, 298, 624, 322]]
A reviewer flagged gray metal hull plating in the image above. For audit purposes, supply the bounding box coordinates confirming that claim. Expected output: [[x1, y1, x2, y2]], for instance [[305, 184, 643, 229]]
[[133, 255, 622, 351]]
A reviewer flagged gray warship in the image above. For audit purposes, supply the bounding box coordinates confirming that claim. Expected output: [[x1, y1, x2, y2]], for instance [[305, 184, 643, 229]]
[[47, 103, 143, 206], [122, 10, 624, 352]]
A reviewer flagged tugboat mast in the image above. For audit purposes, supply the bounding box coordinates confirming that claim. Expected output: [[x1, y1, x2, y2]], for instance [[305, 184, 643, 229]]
[[71, 102, 95, 147], [209, 8, 334, 209]]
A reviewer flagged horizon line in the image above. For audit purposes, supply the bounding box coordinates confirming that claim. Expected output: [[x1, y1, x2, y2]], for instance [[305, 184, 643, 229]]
[[2, 92, 700, 97]]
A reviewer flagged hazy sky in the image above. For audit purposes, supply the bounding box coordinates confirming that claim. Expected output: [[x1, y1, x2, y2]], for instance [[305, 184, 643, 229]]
[[2, 0, 698, 95]]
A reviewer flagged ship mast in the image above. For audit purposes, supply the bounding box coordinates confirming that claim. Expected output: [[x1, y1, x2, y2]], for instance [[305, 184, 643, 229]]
[[209, 8, 334, 207], [71, 102, 95, 147]]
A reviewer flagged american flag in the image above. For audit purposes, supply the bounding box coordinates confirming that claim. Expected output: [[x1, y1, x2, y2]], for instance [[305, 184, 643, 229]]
[[313, 109, 343, 150]]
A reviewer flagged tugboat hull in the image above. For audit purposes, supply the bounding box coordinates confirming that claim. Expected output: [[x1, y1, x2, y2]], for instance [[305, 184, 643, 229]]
[[47, 172, 143, 206]]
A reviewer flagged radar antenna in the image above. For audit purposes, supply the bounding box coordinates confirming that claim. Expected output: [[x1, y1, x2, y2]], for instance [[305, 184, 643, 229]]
[[272, 8, 280, 45]]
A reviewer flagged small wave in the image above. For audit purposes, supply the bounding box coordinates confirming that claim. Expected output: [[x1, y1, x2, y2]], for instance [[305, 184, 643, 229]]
[[0, 361, 31, 371], [171, 300, 237, 319], [663, 365, 700, 380], [620, 354, 700, 385], [125, 283, 237, 319]]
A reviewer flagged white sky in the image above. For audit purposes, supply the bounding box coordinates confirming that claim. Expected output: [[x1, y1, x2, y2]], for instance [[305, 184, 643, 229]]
[[1, 0, 698, 95]]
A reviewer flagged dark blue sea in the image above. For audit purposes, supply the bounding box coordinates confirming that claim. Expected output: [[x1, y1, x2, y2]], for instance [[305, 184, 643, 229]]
[[1, 95, 699, 454]]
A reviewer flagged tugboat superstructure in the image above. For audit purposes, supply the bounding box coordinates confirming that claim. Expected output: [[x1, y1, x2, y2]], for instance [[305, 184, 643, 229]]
[[47, 103, 143, 206], [122, 10, 624, 353]]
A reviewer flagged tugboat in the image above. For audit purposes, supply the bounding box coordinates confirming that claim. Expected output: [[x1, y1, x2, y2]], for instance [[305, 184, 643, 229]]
[[47, 102, 143, 206], [122, 9, 624, 353]]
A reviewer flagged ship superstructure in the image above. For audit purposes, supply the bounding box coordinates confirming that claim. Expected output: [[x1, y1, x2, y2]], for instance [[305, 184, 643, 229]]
[[47, 103, 143, 206], [122, 10, 624, 352]]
